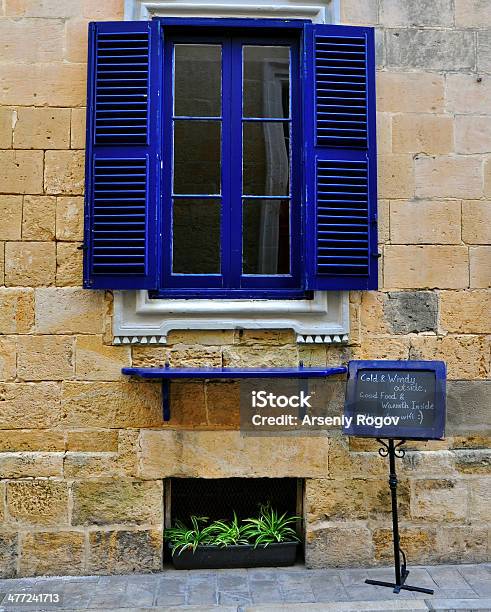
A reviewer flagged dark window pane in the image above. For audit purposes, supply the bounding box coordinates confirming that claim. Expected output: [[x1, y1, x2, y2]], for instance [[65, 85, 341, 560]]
[[243, 46, 290, 118], [173, 199, 221, 274], [243, 121, 290, 196], [174, 44, 221, 117], [243, 199, 290, 275], [174, 120, 221, 195]]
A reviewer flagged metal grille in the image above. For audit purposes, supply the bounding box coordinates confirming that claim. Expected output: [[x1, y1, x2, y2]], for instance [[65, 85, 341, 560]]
[[315, 34, 367, 148], [316, 158, 369, 276], [91, 157, 147, 276], [95, 31, 149, 144], [170, 478, 299, 523]]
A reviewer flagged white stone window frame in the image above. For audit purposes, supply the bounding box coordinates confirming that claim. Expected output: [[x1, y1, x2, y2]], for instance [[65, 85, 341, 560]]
[[115, 0, 348, 346]]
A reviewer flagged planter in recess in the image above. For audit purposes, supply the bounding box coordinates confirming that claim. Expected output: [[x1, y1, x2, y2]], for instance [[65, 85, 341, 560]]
[[170, 541, 298, 570]]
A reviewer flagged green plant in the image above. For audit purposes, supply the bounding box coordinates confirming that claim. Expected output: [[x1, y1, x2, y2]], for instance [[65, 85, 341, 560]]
[[165, 515, 216, 555], [164, 507, 302, 555], [208, 512, 250, 547], [243, 504, 301, 548]]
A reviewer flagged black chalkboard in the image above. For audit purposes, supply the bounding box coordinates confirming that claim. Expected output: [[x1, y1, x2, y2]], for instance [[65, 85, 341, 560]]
[[344, 361, 446, 440]]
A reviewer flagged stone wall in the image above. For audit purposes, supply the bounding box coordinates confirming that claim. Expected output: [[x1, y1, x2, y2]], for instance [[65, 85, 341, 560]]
[[0, 0, 489, 577]]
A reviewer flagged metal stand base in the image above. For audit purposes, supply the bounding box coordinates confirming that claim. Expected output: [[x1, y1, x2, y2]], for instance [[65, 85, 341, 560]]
[[364, 439, 434, 596]]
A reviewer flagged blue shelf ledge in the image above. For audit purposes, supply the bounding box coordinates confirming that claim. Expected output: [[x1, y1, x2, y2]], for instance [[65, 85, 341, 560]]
[[122, 365, 347, 421]]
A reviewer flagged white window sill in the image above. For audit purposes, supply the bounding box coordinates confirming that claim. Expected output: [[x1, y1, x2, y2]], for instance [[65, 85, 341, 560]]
[[113, 290, 349, 344]]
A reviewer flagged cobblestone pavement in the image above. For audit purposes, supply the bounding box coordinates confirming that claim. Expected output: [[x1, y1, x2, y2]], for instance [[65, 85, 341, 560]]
[[0, 563, 489, 611]]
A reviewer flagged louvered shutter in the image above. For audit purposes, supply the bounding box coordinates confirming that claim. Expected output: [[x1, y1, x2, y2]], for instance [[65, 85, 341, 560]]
[[302, 24, 378, 291], [83, 21, 162, 290]]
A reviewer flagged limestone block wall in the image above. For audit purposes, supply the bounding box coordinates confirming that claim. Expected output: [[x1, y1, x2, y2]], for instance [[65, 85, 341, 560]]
[[0, 0, 489, 577]]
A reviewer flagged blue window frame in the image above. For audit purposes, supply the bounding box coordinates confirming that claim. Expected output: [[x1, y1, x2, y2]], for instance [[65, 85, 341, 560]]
[[155, 30, 303, 299], [83, 18, 378, 295]]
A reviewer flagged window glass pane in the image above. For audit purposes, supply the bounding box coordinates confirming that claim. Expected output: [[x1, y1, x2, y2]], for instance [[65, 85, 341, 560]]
[[174, 44, 221, 117], [174, 120, 221, 195], [242, 199, 290, 274], [243, 46, 290, 118], [173, 199, 221, 274], [243, 121, 290, 196]]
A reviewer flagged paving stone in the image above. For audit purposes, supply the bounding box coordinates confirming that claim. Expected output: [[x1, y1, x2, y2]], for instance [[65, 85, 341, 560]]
[[426, 566, 474, 589], [249, 581, 283, 604], [428, 598, 491, 610], [218, 590, 252, 605]]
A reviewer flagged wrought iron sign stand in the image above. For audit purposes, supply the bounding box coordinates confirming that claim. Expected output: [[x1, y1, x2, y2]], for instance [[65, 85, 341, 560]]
[[365, 438, 434, 595]]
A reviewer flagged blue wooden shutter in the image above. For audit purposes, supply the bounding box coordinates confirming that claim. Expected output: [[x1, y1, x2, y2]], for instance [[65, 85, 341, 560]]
[[303, 24, 378, 290], [83, 21, 162, 290]]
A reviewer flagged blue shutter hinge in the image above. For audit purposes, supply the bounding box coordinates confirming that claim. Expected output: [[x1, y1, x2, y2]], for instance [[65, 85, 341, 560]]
[[77, 244, 89, 252], [372, 252, 382, 259]]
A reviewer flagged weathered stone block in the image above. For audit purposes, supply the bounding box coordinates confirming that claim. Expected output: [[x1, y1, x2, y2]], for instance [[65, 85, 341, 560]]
[[456, 116, 491, 154], [0, 533, 18, 578], [0, 430, 65, 452], [0, 196, 22, 240], [138, 430, 330, 479], [446, 75, 491, 114], [62, 381, 161, 428], [384, 246, 469, 290], [35, 287, 105, 334], [0, 108, 13, 148], [169, 381, 207, 426], [470, 246, 491, 288], [486, 157, 491, 197], [14, 107, 70, 149], [402, 450, 458, 477], [463, 201, 491, 244], [222, 344, 298, 367], [75, 335, 130, 381], [0, 452, 63, 478], [353, 336, 410, 360], [392, 115, 453, 154], [0, 288, 32, 334], [478, 31, 491, 73], [0, 336, 16, 381], [0, 151, 43, 194], [410, 336, 489, 380], [233, 329, 295, 346], [373, 527, 437, 564], [340, 0, 378, 24], [411, 479, 467, 522], [82, 0, 124, 19], [22, 196, 56, 241], [167, 329, 234, 345], [386, 29, 475, 71], [45, 151, 84, 195], [446, 381, 491, 437], [206, 380, 241, 427], [56, 242, 83, 286], [0, 63, 87, 107], [5, 242, 56, 287], [469, 479, 491, 521], [169, 344, 222, 368], [72, 478, 162, 526], [415, 155, 482, 199], [56, 196, 84, 241], [377, 154, 414, 198], [7, 480, 68, 526], [384, 291, 438, 334], [329, 437, 387, 480], [64, 18, 89, 63], [67, 429, 119, 452], [0, 382, 61, 429], [64, 452, 127, 479], [454, 449, 491, 474], [376, 114, 391, 154], [390, 200, 461, 245], [19, 532, 84, 577], [0, 18, 64, 63], [305, 478, 409, 522], [70, 108, 86, 149], [17, 335, 73, 381], [306, 523, 373, 568], [440, 290, 491, 334], [380, 0, 454, 26], [87, 529, 162, 574], [435, 526, 488, 563], [5, 0, 81, 18], [377, 72, 444, 113], [455, 0, 491, 27], [360, 292, 390, 334]]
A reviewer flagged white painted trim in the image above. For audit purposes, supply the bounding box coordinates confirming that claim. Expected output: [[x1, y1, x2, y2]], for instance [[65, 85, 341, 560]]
[[125, 0, 332, 23], [113, 290, 350, 344]]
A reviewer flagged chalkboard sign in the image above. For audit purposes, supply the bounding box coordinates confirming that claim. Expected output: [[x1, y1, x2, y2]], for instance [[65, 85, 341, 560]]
[[344, 360, 446, 440]]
